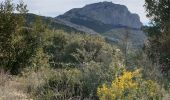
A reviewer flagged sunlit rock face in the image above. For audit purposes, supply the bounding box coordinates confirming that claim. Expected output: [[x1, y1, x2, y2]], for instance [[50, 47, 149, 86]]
[[57, 1, 143, 33]]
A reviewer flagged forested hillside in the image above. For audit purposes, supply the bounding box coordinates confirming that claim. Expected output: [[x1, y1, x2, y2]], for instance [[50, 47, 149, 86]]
[[0, 0, 170, 100], [25, 13, 84, 33]]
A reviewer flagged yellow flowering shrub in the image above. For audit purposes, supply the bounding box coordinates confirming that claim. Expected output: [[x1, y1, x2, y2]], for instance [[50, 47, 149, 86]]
[[97, 69, 162, 100]]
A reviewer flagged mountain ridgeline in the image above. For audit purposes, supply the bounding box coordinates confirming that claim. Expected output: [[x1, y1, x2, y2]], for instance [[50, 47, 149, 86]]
[[26, 2, 146, 48], [56, 2, 146, 48], [57, 1, 143, 33]]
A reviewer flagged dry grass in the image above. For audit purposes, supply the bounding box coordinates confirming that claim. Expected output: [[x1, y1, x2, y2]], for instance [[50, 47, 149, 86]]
[[0, 70, 31, 100], [0, 66, 55, 100]]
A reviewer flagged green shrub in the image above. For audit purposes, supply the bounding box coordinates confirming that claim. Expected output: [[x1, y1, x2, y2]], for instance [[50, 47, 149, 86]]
[[97, 69, 163, 100], [34, 69, 83, 100]]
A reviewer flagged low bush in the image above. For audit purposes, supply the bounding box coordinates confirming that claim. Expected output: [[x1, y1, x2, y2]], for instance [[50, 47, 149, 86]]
[[97, 69, 163, 100], [32, 62, 120, 99]]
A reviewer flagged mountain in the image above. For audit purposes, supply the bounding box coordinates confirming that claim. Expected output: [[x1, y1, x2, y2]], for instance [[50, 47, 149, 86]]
[[57, 2, 143, 33], [25, 2, 146, 48], [56, 2, 146, 48]]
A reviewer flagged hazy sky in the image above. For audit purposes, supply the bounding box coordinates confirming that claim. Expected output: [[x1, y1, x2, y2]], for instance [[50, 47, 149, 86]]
[[1, 0, 150, 24]]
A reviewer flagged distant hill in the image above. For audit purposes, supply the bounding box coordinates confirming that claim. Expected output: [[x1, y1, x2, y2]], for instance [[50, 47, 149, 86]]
[[56, 2, 146, 47], [25, 2, 147, 48], [25, 13, 84, 33]]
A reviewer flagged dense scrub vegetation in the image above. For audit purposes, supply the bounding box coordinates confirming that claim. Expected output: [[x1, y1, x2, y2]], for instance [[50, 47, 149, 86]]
[[144, 0, 170, 78], [0, 0, 170, 100], [97, 69, 163, 100]]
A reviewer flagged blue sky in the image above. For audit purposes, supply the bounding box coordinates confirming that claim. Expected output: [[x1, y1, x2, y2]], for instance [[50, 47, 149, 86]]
[[1, 0, 149, 24]]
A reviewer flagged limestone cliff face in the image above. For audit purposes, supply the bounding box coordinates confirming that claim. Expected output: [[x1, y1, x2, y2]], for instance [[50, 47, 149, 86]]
[[57, 1, 143, 32], [56, 2, 146, 48]]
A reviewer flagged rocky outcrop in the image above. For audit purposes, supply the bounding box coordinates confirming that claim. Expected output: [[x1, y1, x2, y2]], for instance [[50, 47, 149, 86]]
[[57, 1, 143, 32]]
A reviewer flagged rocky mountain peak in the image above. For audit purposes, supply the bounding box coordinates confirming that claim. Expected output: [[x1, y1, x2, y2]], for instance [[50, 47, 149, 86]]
[[57, 1, 143, 32], [55, 2, 146, 48]]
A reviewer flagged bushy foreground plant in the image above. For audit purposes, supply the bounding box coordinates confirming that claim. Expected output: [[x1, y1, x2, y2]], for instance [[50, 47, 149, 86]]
[[97, 69, 163, 100], [33, 68, 82, 100], [0, 0, 28, 74], [31, 62, 123, 100]]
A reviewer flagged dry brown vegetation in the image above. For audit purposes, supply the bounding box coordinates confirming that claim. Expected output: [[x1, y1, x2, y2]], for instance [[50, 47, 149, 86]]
[[0, 70, 29, 100]]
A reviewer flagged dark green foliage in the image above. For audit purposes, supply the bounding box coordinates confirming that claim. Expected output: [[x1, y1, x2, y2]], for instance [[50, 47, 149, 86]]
[[11, 19, 46, 74], [45, 31, 116, 68], [144, 0, 170, 77], [145, 0, 170, 27], [0, 0, 50, 74], [0, 0, 28, 73]]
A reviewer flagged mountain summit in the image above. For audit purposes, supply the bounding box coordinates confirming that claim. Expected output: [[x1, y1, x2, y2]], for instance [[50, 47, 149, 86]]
[[56, 2, 146, 48], [57, 2, 143, 33]]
